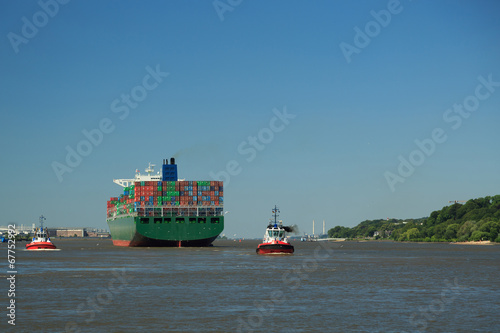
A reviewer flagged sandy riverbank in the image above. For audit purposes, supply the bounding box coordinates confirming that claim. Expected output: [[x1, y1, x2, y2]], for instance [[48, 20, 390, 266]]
[[451, 240, 495, 245]]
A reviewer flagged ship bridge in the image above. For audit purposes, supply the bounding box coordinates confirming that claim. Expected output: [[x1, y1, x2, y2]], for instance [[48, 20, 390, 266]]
[[114, 159, 179, 187]]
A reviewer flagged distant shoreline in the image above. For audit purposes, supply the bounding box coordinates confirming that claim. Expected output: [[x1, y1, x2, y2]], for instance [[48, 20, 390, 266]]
[[334, 239, 498, 245]]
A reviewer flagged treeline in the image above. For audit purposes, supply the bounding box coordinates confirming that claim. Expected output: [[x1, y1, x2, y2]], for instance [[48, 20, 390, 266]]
[[328, 195, 500, 242]]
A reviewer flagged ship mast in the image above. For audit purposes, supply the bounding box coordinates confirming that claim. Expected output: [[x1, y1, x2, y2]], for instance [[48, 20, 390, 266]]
[[272, 205, 280, 226], [145, 162, 155, 175], [39, 215, 46, 231]]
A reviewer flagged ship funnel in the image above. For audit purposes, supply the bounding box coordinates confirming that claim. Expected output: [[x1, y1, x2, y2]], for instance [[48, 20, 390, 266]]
[[162, 157, 178, 181]]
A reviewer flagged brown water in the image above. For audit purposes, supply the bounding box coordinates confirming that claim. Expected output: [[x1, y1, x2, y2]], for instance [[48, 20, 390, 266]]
[[2, 239, 499, 332]]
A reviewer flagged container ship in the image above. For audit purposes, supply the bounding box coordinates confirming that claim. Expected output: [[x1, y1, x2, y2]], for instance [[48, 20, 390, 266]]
[[106, 158, 224, 247]]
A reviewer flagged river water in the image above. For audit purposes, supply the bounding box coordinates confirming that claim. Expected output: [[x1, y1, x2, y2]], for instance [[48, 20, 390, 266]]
[[3, 239, 499, 332]]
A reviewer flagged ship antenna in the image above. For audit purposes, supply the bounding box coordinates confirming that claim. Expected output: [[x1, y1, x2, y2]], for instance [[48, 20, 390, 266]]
[[145, 162, 156, 175], [39, 215, 46, 231], [272, 205, 280, 226]]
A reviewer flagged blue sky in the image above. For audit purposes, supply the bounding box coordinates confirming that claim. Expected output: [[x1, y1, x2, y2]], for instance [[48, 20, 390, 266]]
[[1, 0, 499, 238]]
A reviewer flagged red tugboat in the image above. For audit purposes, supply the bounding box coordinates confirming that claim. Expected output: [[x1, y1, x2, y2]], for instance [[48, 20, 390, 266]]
[[26, 216, 57, 250], [256, 206, 294, 255]]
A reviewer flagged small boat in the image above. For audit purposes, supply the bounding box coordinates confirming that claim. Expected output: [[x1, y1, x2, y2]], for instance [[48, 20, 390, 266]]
[[26, 215, 57, 250], [256, 206, 294, 255]]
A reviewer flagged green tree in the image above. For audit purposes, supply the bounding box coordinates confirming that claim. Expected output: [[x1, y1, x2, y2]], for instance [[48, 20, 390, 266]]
[[471, 231, 488, 241], [457, 221, 475, 239], [426, 211, 439, 226], [491, 195, 500, 208], [433, 224, 446, 239], [328, 226, 352, 238], [444, 224, 459, 240], [406, 228, 420, 241], [479, 221, 499, 241]]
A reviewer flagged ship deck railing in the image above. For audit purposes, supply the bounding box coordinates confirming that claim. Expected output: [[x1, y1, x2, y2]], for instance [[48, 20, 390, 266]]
[[107, 205, 224, 220]]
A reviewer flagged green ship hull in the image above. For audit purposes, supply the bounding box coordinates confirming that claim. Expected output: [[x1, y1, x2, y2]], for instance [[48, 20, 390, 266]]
[[107, 215, 224, 247]]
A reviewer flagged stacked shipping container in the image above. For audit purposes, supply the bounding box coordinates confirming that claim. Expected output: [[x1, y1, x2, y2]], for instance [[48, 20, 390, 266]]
[[107, 180, 223, 218]]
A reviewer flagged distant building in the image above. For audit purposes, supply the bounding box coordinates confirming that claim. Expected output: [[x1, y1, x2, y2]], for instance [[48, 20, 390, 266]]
[[48, 228, 86, 237], [86, 231, 110, 238], [46, 227, 110, 238], [1, 225, 109, 238]]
